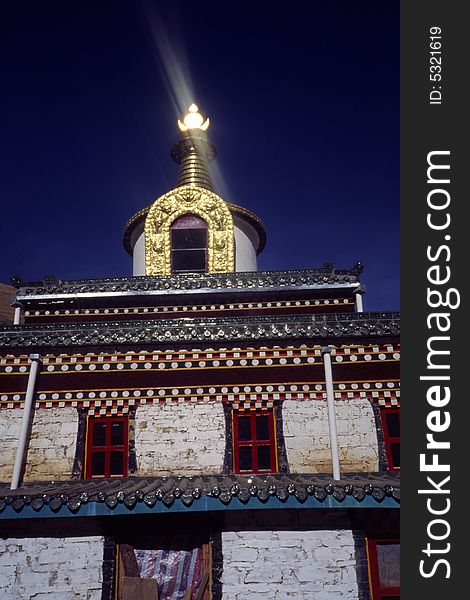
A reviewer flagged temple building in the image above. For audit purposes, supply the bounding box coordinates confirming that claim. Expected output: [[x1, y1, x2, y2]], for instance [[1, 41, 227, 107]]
[[0, 105, 400, 600]]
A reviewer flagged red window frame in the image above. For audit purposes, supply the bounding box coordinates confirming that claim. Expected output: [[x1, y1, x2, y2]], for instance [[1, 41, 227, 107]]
[[380, 408, 400, 470], [85, 416, 129, 479], [367, 538, 400, 600], [232, 409, 277, 474]]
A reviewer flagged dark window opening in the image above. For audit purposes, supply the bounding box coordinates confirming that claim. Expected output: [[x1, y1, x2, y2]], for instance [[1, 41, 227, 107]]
[[85, 416, 128, 479], [233, 409, 277, 474], [367, 539, 400, 600], [381, 408, 400, 470], [171, 214, 208, 274]]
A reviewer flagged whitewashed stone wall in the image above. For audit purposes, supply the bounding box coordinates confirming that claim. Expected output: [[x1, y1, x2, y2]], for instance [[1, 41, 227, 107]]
[[135, 402, 225, 475], [0, 536, 104, 599], [233, 217, 259, 271], [25, 407, 78, 481], [221, 529, 358, 599], [282, 398, 378, 472], [0, 409, 22, 481], [0, 407, 78, 482]]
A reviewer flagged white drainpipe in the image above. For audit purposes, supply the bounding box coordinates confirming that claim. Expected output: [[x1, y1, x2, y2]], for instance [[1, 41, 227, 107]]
[[10, 354, 42, 490], [355, 292, 364, 313], [13, 306, 21, 325], [321, 347, 341, 481]]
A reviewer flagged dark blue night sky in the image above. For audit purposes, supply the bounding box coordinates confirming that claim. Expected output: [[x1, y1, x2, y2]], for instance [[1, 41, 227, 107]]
[[1, 1, 399, 310]]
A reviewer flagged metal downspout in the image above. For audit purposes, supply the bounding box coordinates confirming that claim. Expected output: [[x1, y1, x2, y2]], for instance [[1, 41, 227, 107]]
[[10, 354, 42, 490], [322, 347, 341, 481]]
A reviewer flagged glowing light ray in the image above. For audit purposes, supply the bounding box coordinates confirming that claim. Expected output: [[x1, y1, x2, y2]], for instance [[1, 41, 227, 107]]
[[208, 162, 231, 204], [141, 1, 194, 117], [140, 2, 232, 202]]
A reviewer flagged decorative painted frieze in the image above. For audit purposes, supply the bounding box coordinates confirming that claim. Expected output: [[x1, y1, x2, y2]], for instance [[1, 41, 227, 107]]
[[0, 381, 400, 415], [0, 342, 400, 374], [23, 296, 353, 320]]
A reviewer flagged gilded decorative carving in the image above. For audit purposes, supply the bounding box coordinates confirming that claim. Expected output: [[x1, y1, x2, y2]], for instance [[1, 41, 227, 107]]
[[123, 200, 266, 257], [144, 185, 234, 275]]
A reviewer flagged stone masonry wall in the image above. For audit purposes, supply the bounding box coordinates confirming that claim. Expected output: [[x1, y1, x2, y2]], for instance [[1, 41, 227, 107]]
[[0, 407, 78, 482], [25, 407, 78, 481], [135, 402, 225, 475], [282, 398, 379, 472], [221, 528, 358, 599], [0, 408, 22, 482], [0, 536, 104, 599]]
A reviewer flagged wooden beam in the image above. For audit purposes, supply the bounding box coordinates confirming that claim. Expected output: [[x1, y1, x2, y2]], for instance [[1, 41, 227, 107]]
[[120, 544, 140, 578]]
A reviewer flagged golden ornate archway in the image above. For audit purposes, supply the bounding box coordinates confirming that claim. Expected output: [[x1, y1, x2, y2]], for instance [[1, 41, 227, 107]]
[[144, 185, 234, 275]]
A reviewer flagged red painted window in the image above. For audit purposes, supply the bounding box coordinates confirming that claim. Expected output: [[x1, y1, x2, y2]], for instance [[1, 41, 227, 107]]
[[85, 416, 128, 479], [171, 214, 208, 274], [233, 409, 277, 474], [380, 408, 400, 470], [367, 539, 400, 600]]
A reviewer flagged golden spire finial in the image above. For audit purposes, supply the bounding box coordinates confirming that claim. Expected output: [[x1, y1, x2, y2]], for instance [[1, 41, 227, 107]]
[[178, 104, 210, 132]]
